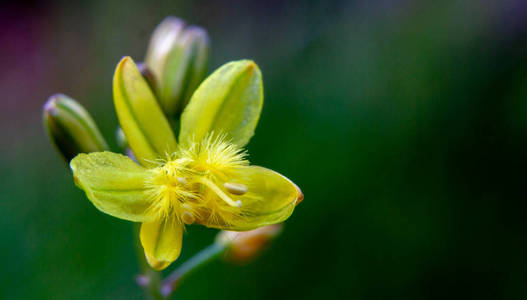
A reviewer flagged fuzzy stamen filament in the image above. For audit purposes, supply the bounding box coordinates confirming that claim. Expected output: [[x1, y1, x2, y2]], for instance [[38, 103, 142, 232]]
[[197, 177, 242, 207]]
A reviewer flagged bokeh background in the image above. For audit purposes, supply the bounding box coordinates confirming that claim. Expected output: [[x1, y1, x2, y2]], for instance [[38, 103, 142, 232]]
[[2, 0, 527, 299]]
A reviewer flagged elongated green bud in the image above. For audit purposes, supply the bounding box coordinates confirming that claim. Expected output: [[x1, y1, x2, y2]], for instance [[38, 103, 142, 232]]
[[145, 17, 210, 118], [145, 17, 185, 82], [115, 127, 128, 151], [43, 94, 109, 161]]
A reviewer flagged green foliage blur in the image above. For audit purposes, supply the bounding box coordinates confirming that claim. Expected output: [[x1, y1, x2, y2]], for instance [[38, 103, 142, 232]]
[[2, 0, 527, 299]]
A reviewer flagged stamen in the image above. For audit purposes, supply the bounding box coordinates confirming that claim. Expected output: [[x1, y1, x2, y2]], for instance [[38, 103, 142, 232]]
[[181, 211, 195, 224], [223, 182, 248, 195], [177, 176, 188, 187], [197, 177, 242, 207]]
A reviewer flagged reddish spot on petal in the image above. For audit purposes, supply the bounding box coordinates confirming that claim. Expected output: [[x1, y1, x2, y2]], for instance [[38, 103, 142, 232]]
[[295, 188, 304, 205]]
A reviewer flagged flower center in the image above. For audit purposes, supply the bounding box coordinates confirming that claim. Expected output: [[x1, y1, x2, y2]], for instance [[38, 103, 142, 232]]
[[146, 134, 252, 225], [146, 159, 198, 223]]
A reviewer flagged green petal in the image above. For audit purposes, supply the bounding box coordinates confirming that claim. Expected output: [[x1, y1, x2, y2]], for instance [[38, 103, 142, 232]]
[[198, 166, 302, 231], [140, 218, 183, 270], [113, 56, 177, 167], [179, 60, 263, 148], [70, 152, 155, 222]]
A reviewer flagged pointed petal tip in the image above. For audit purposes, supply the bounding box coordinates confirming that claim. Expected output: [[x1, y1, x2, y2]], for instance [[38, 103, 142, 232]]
[[43, 98, 57, 116], [145, 255, 171, 271], [290, 181, 303, 205], [296, 188, 304, 205], [43, 93, 67, 115], [116, 56, 131, 70], [161, 16, 185, 27], [140, 220, 183, 271], [247, 60, 256, 68], [239, 59, 257, 72]]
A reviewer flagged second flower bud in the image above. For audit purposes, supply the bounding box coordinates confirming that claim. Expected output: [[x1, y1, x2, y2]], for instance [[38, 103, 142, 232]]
[[145, 17, 210, 119]]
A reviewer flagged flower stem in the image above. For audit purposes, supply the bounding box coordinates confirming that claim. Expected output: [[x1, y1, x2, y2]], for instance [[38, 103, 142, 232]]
[[160, 242, 228, 298]]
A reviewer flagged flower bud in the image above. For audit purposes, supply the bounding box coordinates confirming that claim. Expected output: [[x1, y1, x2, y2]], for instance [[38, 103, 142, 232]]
[[145, 17, 185, 81], [43, 94, 109, 162], [145, 17, 210, 118], [216, 224, 283, 263], [136, 62, 158, 95], [115, 127, 128, 151]]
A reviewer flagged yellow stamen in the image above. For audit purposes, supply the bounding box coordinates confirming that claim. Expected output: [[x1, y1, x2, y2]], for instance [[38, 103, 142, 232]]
[[197, 176, 242, 207], [179, 133, 249, 177], [181, 211, 195, 224], [177, 176, 188, 187]]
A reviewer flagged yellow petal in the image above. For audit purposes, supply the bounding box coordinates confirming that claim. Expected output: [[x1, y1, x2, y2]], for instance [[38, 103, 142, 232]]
[[179, 60, 263, 148], [113, 56, 177, 167], [140, 218, 184, 270], [70, 152, 155, 222], [197, 166, 302, 231]]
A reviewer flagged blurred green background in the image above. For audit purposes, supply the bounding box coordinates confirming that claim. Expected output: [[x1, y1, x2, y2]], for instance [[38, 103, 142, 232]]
[[2, 0, 527, 299]]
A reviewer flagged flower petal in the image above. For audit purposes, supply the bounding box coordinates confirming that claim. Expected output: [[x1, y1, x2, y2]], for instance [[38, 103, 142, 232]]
[[140, 219, 183, 270], [198, 166, 302, 231], [70, 152, 155, 222], [113, 56, 177, 167], [179, 60, 263, 148]]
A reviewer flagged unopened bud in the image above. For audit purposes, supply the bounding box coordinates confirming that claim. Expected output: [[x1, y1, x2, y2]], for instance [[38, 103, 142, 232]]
[[216, 224, 283, 263], [115, 127, 128, 151], [145, 17, 185, 81], [136, 62, 158, 95], [43, 94, 109, 162], [145, 17, 210, 118]]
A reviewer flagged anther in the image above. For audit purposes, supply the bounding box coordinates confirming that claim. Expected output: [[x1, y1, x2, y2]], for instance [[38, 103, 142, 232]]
[[177, 177, 188, 187], [224, 182, 248, 195], [181, 211, 195, 224], [181, 203, 195, 224]]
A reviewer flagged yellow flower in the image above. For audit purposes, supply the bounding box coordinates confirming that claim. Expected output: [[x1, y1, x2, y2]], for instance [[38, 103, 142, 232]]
[[70, 57, 303, 270]]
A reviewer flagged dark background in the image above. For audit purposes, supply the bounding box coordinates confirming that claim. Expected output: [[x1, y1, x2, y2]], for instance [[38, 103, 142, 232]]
[[2, 0, 527, 299]]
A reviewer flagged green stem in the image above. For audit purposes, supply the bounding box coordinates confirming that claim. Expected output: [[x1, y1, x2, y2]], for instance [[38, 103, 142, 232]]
[[160, 242, 228, 298]]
